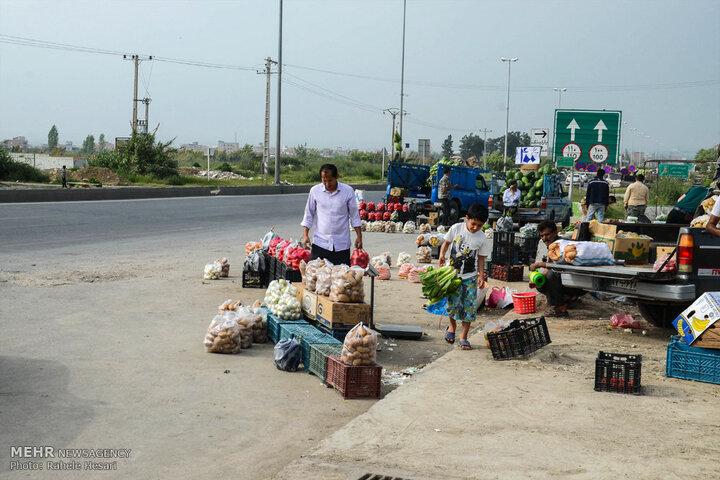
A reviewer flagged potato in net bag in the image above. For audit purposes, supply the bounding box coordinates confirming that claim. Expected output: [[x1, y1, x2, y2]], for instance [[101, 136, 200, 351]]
[[204, 312, 242, 354], [340, 322, 378, 366], [329, 265, 365, 303]]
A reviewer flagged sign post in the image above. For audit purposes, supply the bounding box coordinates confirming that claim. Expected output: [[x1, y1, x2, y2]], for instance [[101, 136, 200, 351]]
[[658, 163, 692, 177], [553, 109, 622, 166], [530, 128, 550, 156]]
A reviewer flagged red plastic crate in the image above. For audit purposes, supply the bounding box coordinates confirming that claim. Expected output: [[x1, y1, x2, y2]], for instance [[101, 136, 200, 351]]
[[326, 355, 381, 399]]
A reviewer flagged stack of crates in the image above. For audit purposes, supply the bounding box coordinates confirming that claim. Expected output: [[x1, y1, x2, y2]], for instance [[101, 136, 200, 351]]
[[299, 332, 341, 372], [307, 343, 343, 383], [267, 312, 308, 344], [491, 231, 523, 281]]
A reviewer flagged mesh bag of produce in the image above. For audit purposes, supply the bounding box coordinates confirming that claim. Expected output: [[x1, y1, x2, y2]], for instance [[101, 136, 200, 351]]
[[340, 322, 378, 366]]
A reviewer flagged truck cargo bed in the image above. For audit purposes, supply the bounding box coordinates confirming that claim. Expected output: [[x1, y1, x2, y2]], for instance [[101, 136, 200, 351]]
[[548, 262, 676, 282]]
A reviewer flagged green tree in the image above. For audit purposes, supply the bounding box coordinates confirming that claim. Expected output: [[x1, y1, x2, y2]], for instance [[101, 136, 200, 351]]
[[459, 133, 484, 160], [48, 125, 59, 151], [695, 145, 719, 178], [485, 131, 531, 158], [90, 132, 177, 179], [441, 135, 453, 158], [82, 135, 96, 154], [98, 133, 106, 151], [219, 162, 233, 172]]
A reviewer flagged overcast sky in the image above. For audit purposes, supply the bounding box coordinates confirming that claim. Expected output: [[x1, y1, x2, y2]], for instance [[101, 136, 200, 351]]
[[0, 0, 718, 156]]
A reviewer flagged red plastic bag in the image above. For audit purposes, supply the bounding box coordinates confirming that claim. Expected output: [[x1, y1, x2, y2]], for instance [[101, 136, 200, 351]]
[[610, 313, 641, 329], [350, 249, 370, 269]]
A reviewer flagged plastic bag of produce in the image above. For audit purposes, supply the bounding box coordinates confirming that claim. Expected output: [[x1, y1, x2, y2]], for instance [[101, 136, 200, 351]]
[[236, 306, 264, 345], [351, 249, 370, 269], [215, 258, 230, 277], [419, 223, 432, 234], [264, 279, 298, 307], [395, 221, 404, 232], [268, 236, 283, 257], [315, 263, 333, 296], [329, 265, 365, 303], [274, 338, 302, 372], [244, 250, 265, 273], [203, 262, 222, 280], [654, 254, 677, 273], [376, 263, 391, 280], [269, 292, 302, 320], [371, 252, 391, 268], [300, 258, 329, 292], [436, 225, 447, 234], [496, 216, 513, 232], [398, 262, 414, 279], [416, 246, 432, 263], [262, 230, 277, 250], [548, 240, 614, 266], [702, 195, 718, 214], [218, 299, 241, 314], [407, 265, 428, 283], [384, 222, 397, 233], [610, 313, 641, 330], [245, 241, 263, 255], [204, 313, 242, 354], [340, 322, 378, 366], [428, 235, 442, 248], [691, 214, 710, 228], [397, 252, 412, 266], [403, 221, 416, 234]]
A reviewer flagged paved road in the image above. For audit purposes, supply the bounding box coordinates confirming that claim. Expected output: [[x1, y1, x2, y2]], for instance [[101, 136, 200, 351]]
[[0, 192, 383, 253]]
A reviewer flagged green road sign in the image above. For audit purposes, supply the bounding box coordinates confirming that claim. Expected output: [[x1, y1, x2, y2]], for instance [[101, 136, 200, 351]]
[[557, 156, 575, 168], [553, 109, 622, 166], [658, 163, 692, 177]]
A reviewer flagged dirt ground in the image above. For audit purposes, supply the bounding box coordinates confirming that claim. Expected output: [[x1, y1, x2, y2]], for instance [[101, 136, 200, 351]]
[[1, 224, 718, 480]]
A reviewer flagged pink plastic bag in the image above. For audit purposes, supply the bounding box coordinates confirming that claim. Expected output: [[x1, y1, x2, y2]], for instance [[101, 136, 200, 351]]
[[610, 313, 641, 329], [376, 264, 391, 280], [653, 254, 677, 273], [487, 287, 506, 309]]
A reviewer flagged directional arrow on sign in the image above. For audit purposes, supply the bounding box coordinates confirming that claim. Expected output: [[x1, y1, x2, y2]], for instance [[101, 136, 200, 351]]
[[567, 119, 580, 141], [594, 120, 607, 142], [534, 130, 548, 139]]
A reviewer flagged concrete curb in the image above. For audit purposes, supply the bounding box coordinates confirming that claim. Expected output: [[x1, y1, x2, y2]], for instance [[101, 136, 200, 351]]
[[0, 183, 386, 203]]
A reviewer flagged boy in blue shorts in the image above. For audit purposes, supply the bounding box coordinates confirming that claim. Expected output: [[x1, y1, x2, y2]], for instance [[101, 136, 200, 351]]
[[438, 203, 490, 350]]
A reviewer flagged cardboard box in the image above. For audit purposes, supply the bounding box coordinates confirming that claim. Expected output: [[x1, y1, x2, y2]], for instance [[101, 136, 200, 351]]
[[316, 295, 371, 328], [656, 245, 676, 260], [672, 292, 720, 348], [293, 283, 304, 303], [589, 221, 651, 265], [300, 289, 318, 318]]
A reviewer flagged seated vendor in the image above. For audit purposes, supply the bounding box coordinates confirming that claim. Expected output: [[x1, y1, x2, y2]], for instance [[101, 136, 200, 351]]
[[529, 221, 585, 317]]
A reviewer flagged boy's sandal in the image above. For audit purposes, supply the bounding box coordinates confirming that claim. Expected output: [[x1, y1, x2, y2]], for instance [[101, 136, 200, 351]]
[[459, 339, 472, 350], [444, 328, 455, 344]]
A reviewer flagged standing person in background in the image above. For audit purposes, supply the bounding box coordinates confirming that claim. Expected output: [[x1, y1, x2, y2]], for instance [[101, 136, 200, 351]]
[[438, 169, 453, 225], [585, 170, 610, 221], [624, 174, 650, 222], [61, 165, 68, 188], [502, 180, 521, 216], [301, 164, 362, 266]]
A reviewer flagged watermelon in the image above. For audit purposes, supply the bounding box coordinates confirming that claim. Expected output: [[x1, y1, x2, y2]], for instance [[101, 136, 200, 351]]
[[535, 179, 544, 189]]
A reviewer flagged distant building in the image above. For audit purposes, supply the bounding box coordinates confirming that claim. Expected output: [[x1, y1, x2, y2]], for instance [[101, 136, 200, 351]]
[[179, 142, 210, 153], [216, 141, 240, 153], [63, 141, 78, 152], [2, 136, 28, 150]]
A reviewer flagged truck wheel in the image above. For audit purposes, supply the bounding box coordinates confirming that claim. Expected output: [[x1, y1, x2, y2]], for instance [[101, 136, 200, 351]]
[[637, 302, 688, 329], [448, 200, 461, 224]]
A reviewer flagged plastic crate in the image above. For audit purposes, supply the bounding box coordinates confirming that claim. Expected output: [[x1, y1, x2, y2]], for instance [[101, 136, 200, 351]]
[[308, 343, 343, 382], [266, 313, 307, 344], [666, 336, 720, 385], [516, 236, 539, 265], [490, 263, 524, 282], [241, 268, 268, 289], [595, 351, 642, 394], [301, 334, 341, 373], [279, 323, 320, 344], [487, 316, 551, 360], [492, 231, 519, 265], [315, 321, 353, 342], [326, 355, 382, 399], [278, 262, 303, 283]]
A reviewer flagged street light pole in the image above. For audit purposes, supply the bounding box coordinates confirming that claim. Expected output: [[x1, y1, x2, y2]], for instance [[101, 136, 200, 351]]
[[553, 87, 567, 109], [399, 0, 407, 141], [501, 57, 517, 172], [274, 0, 283, 186]]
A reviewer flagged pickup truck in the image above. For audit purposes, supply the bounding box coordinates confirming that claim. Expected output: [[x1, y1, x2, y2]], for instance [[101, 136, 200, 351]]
[[547, 223, 720, 328], [489, 174, 572, 227], [385, 161, 491, 225]]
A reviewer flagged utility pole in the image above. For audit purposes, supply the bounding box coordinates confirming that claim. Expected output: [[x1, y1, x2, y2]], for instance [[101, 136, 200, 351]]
[[479, 128, 492, 168], [500, 57, 518, 172], [399, 0, 407, 140], [139, 98, 151, 134], [123, 54, 152, 135], [275, 0, 283, 186], [383, 108, 400, 156], [257, 57, 277, 178]]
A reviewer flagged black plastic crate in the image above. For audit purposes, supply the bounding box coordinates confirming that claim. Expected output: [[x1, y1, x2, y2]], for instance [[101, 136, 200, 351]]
[[487, 316, 551, 360], [278, 262, 303, 283], [595, 352, 642, 395], [492, 231, 519, 265], [241, 268, 268, 288], [516, 236, 539, 265]]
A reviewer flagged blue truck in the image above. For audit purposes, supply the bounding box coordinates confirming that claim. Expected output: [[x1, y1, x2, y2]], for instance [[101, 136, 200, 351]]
[[488, 172, 572, 228], [384, 161, 492, 225]]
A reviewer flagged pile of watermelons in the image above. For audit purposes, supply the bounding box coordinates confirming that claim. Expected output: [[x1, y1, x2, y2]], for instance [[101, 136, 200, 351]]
[[506, 164, 557, 208]]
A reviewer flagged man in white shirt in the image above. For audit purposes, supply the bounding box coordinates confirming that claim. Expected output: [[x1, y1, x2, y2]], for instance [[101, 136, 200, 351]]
[[502, 181, 521, 216], [706, 195, 720, 237]]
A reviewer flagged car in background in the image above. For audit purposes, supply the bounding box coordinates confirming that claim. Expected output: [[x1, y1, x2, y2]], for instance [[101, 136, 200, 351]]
[[608, 173, 622, 188], [564, 172, 588, 187]]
